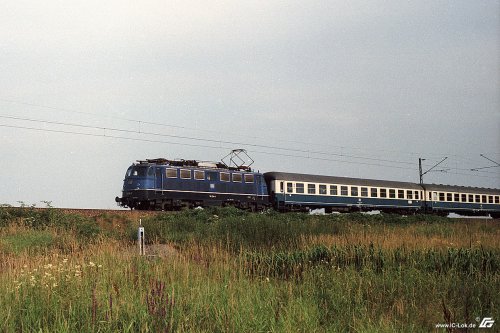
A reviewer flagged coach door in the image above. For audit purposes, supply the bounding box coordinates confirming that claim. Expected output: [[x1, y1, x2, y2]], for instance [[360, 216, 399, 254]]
[[256, 175, 265, 199], [207, 171, 218, 192], [155, 168, 163, 190]]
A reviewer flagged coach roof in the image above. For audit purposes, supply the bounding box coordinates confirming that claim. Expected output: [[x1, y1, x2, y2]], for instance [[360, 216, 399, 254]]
[[264, 172, 422, 190]]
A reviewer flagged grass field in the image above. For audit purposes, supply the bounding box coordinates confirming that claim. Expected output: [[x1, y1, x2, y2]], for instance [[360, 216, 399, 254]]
[[0, 207, 498, 332]]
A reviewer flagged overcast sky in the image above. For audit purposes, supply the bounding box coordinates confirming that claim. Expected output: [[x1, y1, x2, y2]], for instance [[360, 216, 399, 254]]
[[0, 0, 499, 208]]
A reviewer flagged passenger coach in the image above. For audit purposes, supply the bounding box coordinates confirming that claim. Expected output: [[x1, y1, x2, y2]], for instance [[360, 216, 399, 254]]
[[264, 172, 423, 213], [424, 184, 500, 217], [264, 172, 500, 216]]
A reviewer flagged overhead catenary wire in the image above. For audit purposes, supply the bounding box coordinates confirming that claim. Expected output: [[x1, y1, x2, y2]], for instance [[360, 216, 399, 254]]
[[0, 114, 422, 166], [3, 113, 499, 177], [1, 122, 498, 181], [1, 98, 491, 162]]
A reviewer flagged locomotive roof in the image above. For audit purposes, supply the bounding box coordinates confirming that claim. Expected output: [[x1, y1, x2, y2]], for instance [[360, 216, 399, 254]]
[[264, 171, 422, 189], [135, 158, 253, 172], [264, 171, 500, 194]]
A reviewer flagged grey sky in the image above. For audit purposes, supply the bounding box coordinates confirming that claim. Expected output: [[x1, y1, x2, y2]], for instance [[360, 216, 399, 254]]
[[0, 0, 499, 208]]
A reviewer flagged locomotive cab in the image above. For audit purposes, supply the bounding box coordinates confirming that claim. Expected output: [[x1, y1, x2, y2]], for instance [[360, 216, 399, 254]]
[[116, 164, 156, 210], [123, 165, 155, 190]]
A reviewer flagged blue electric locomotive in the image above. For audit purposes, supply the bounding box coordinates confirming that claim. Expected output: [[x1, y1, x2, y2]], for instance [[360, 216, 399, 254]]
[[116, 158, 269, 210]]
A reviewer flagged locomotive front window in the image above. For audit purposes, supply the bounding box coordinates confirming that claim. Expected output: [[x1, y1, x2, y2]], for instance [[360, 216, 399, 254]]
[[287, 182, 293, 193], [244, 174, 254, 183], [232, 173, 242, 182], [319, 185, 327, 195], [296, 183, 304, 193], [166, 168, 177, 178], [330, 185, 338, 195], [308, 184, 316, 194], [130, 166, 149, 177], [341, 186, 348, 196]]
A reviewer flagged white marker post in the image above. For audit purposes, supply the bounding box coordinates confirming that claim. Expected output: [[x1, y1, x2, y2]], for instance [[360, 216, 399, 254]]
[[138, 219, 145, 256]]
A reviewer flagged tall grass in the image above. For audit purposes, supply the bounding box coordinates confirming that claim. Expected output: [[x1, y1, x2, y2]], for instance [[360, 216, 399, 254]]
[[0, 207, 498, 332]]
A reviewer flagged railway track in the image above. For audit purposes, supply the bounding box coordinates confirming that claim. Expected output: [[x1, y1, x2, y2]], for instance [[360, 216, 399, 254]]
[[1, 206, 162, 218], [1, 206, 496, 220]]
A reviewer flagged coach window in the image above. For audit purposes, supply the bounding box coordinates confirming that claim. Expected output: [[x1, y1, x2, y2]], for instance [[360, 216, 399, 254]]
[[380, 188, 387, 198], [495, 196, 499, 204], [407, 190, 413, 200], [340, 186, 348, 196], [488, 196, 493, 204], [461, 194, 467, 202], [308, 184, 316, 194], [398, 190, 405, 199], [389, 189, 396, 199], [166, 168, 177, 178], [415, 191, 420, 200], [319, 185, 327, 195], [232, 173, 242, 182], [454, 193, 459, 202], [370, 188, 378, 198], [220, 172, 230, 182], [361, 187, 368, 197], [194, 170, 205, 180], [180, 169, 191, 179], [482, 195, 487, 203], [351, 186, 358, 197], [244, 174, 254, 183], [287, 182, 293, 193], [475, 195, 480, 203], [330, 185, 338, 195], [446, 193, 452, 202], [296, 183, 304, 194], [439, 193, 445, 201]]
